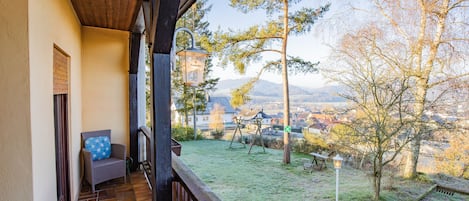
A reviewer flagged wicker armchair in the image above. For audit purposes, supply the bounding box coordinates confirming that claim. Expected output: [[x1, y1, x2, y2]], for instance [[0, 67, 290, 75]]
[[81, 130, 126, 193]]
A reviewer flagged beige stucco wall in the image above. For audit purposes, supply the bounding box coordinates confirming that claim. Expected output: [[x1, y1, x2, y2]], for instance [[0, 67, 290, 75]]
[[28, 0, 83, 200], [1, 1, 131, 200], [82, 27, 130, 148], [0, 0, 33, 200]]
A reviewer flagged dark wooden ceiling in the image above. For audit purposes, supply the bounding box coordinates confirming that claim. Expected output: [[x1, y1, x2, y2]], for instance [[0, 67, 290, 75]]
[[71, 0, 195, 32]]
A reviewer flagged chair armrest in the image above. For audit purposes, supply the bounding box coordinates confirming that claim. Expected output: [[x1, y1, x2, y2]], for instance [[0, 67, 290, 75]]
[[82, 149, 93, 180], [83, 149, 93, 164], [111, 144, 126, 160]]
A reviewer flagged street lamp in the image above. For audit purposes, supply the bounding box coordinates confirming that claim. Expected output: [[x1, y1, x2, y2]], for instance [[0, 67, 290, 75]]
[[171, 27, 208, 140], [333, 154, 343, 201]]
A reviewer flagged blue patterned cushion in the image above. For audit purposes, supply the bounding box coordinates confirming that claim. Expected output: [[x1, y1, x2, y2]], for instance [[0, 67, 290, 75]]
[[84, 136, 111, 161]]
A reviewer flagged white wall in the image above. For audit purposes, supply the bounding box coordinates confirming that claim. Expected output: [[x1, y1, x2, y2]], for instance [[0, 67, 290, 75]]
[[138, 35, 147, 162], [138, 35, 147, 127]]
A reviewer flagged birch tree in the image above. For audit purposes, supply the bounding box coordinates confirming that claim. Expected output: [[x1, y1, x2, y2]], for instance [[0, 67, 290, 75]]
[[367, 0, 469, 178], [211, 0, 330, 164], [326, 26, 415, 200], [326, 0, 469, 178]]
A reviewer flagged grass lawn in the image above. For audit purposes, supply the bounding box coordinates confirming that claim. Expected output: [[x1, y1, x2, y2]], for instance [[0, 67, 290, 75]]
[[178, 140, 438, 201]]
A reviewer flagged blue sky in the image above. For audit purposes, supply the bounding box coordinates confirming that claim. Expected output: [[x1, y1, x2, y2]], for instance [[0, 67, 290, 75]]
[[204, 0, 360, 88]]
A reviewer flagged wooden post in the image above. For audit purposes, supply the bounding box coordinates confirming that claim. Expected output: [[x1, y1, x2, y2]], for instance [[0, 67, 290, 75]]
[[129, 74, 138, 170], [229, 117, 245, 148], [146, 0, 181, 200], [248, 118, 265, 154], [129, 32, 141, 171], [151, 53, 172, 200]]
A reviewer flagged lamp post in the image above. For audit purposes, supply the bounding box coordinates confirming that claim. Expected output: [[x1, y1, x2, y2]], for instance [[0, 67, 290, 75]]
[[333, 154, 343, 201], [171, 27, 208, 140]]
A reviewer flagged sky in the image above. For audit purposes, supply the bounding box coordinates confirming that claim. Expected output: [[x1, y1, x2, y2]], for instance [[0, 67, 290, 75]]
[[204, 0, 362, 89]]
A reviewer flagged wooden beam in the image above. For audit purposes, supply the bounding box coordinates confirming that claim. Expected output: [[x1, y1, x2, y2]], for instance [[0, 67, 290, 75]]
[[143, 0, 195, 51], [129, 0, 143, 32], [151, 0, 180, 54], [129, 32, 142, 172], [151, 53, 172, 200], [129, 33, 142, 74], [143, 0, 197, 200], [132, 6, 146, 33], [142, 0, 155, 46], [129, 74, 139, 171], [177, 0, 196, 19]]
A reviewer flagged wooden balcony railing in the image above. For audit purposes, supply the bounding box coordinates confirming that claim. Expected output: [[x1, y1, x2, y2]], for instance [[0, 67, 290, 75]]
[[139, 126, 221, 201]]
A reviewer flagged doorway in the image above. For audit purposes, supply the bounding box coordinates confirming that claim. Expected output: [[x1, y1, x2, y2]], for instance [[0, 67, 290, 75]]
[[53, 46, 70, 201]]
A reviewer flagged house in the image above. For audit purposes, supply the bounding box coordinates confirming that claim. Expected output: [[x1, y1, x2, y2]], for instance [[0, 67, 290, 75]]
[[172, 96, 236, 130], [239, 110, 273, 127], [0, 0, 217, 200]]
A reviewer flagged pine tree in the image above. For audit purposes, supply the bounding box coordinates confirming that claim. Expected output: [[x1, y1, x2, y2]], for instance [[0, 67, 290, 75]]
[[211, 0, 329, 164]]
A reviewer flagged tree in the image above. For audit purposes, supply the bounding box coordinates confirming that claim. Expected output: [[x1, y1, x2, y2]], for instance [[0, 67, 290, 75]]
[[436, 131, 469, 179], [330, 123, 371, 169], [173, 0, 219, 126], [326, 26, 416, 200], [209, 103, 225, 139], [366, 0, 469, 179], [211, 0, 330, 164]]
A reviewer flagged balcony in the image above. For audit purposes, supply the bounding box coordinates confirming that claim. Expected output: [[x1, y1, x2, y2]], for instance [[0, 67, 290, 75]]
[[139, 126, 220, 200], [78, 126, 221, 200]]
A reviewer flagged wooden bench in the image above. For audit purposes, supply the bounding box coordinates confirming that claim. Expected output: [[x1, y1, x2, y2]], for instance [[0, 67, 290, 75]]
[[308, 152, 329, 171]]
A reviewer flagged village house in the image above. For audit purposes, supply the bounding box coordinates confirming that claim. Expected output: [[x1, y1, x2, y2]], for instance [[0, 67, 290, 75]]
[[238, 110, 273, 128], [172, 96, 236, 130]]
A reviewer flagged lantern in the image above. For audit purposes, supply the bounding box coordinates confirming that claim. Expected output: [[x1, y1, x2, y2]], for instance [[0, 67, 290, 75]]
[[333, 154, 343, 201], [177, 47, 208, 86], [333, 154, 343, 169]]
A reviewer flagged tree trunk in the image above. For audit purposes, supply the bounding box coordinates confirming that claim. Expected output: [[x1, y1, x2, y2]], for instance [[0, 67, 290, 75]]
[[404, 135, 421, 178], [184, 110, 189, 127], [281, 0, 291, 164], [360, 154, 366, 169], [404, 78, 427, 178], [403, 0, 449, 179], [373, 156, 383, 201]]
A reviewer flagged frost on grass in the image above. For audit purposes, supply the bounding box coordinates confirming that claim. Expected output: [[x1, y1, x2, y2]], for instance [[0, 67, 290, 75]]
[[178, 140, 462, 201]]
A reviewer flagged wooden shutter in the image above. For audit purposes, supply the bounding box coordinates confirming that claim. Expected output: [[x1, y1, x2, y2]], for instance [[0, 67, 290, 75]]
[[53, 47, 69, 95]]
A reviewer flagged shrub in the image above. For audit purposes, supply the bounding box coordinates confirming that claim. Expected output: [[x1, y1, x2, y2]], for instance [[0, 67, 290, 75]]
[[172, 125, 203, 141], [415, 172, 432, 183], [302, 130, 329, 151], [242, 135, 283, 149], [292, 139, 314, 153], [211, 130, 224, 140], [240, 132, 329, 154], [436, 133, 469, 179]]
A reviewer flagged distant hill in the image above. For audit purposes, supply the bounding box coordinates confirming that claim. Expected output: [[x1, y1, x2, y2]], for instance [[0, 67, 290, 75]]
[[211, 78, 345, 103]]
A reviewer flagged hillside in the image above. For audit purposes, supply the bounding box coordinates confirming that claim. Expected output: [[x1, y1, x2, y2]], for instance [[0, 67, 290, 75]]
[[211, 78, 345, 103]]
